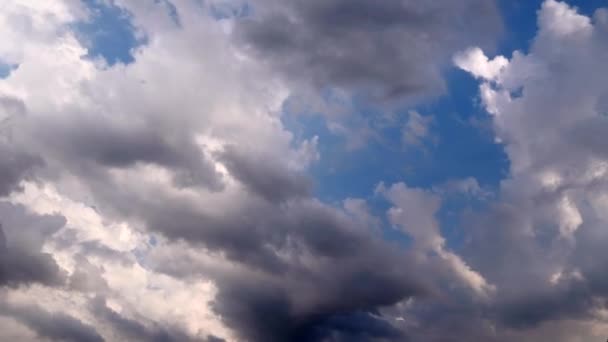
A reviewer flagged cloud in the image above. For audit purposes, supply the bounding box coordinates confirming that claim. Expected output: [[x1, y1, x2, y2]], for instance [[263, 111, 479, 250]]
[[217, 145, 312, 203], [453, 47, 508, 81], [3, 0, 608, 341], [89, 296, 223, 342], [0, 202, 66, 288], [0, 1, 433, 340], [36, 115, 224, 191], [137, 194, 428, 340], [380, 182, 494, 298], [0, 144, 42, 197], [453, 0, 608, 337], [0, 301, 103, 342], [234, 0, 502, 103], [0, 95, 43, 197]]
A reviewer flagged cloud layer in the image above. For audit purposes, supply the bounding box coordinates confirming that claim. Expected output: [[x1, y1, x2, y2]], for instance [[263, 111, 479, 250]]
[[1, 0, 608, 341]]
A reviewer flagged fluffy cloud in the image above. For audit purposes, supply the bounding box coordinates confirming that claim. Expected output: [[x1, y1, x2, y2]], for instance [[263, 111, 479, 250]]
[[452, 0, 608, 339]]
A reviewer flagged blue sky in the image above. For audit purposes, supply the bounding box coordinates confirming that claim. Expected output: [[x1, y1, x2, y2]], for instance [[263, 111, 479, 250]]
[[75, 0, 142, 65], [0, 60, 18, 79]]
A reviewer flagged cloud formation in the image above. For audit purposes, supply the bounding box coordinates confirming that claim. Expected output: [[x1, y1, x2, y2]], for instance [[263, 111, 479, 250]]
[[1, 0, 608, 341]]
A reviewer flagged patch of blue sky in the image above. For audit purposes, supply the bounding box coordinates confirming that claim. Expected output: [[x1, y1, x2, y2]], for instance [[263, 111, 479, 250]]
[[209, 1, 251, 20], [496, 0, 540, 55], [419, 69, 511, 188], [286, 69, 509, 204], [282, 43, 515, 252], [569, 0, 608, 16], [0, 61, 18, 79], [74, 0, 144, 66], [282, 74, 508, 250]]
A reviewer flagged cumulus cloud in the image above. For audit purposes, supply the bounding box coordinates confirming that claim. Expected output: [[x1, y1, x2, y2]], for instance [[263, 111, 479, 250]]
[[452, 0, 608, 338], [453, 47, 509, 81], [2, 0, 608, 341]]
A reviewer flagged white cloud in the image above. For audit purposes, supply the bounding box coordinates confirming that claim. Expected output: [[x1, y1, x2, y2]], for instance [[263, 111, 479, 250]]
[[453, 47, 509, 81], [538, 0, 592, 38], [456, 0, 608, 237]]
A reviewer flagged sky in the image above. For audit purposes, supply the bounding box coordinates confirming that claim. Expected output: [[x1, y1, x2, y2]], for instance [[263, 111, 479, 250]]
[[1, 0, 608, 341]]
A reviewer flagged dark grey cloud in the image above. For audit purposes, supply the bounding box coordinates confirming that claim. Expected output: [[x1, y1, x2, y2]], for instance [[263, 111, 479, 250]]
[[497, 282, 595, 329], [212, 253, 422, 342], [48, 124, 430, 341], [55, 145, 429, 341], [33, 116, 224, 191], [218, 145, 311, 203], [0, 96, 41, 197], [448, 195, 608, 337], [0, 144, 43, 197], [141, 199, 427, 341], [0, 202, 66, 288], [0, 232, 65, 288], [234, 0, 502, 103], [0, 301, 104, 342], [214, 275, 407, 342]]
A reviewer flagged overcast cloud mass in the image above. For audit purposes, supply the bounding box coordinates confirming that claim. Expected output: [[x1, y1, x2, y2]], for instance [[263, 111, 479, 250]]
[[1, 0, 608, 341]]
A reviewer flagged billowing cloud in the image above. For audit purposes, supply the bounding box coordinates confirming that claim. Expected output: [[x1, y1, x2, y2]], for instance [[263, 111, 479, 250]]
[[2, 0, 608, 341]]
